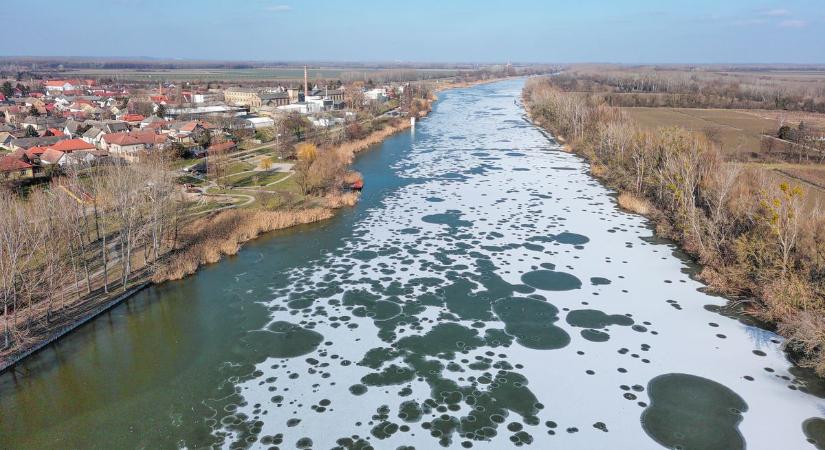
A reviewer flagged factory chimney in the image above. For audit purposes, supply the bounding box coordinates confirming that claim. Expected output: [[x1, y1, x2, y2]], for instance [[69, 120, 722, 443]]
[[304, 65, 309, 101]]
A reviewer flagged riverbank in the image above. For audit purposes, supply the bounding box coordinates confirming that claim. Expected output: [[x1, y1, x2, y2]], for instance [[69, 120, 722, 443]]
[[0, 84, 440, 373], [523, 77, 825, 376], [0, 75, 523, 375]]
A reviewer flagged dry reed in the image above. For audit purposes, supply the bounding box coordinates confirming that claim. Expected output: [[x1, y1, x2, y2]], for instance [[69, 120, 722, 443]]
[[153, 208, 334, 282], [617, 192, 652, 215]]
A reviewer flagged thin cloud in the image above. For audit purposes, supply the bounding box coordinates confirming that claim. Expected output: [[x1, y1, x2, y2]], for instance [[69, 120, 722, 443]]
[[779, 19, 808, 28], [264, 4, 292, 12], [761, 8, 790, 17], [731, 18, 768, 27]]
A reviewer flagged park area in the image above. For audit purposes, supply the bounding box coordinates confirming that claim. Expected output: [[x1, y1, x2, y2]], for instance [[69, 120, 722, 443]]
[[176, 144, 302, 216]]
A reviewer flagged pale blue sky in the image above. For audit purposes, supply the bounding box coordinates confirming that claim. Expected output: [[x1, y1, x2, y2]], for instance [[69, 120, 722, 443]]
[[2, 0, 824, 63]]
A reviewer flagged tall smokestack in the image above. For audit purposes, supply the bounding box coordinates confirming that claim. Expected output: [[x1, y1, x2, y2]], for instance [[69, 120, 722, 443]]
[[304, 65, 309, 101]]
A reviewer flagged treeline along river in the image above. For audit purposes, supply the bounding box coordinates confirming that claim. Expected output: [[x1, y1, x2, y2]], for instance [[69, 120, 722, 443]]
[[1, 79, 824, 449]]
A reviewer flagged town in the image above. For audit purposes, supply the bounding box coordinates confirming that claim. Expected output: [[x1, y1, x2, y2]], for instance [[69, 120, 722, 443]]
[[0, 61, 532, 371], [1, 66, 433, 189]]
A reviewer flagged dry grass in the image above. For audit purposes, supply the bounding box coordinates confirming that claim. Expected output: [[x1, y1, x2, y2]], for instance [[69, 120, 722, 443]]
[[322, 191, 359, 208], [623, 107, 775, 160], [334, 120, 412, 161], [153, 207, 334, 282], [589, 163, 607, 178], [742, 109, 825, 129], [617, 192, 652, 215]]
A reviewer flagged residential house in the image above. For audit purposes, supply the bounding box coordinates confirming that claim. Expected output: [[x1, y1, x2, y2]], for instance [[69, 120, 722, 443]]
[[21, 115, 65, 132], [121, 114, 145, 125], [24, 146, 50, 163], [0, 155, 34, 181], [49, 138, 96, 153], [0, 131, 14, 148], [8, 135, 66, 150], [102, 130, 167, 161], [40, 148, 67, 166], [44, 80, 77, 92], [206, 141, 236, 155], [63, 118, 82, 136], [43, 79, 93, 93], [82, 126, 106, 147], [140, 116, 166, 129], [2, 105, 26, 125], [65, 150, 108, 167]]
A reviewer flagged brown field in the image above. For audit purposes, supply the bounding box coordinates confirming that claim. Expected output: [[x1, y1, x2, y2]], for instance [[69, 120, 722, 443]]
[[624, 107, 777, 159], [739, 109, 825, 129], [757, 166, 825, 212], [623, 106, 825, 206]]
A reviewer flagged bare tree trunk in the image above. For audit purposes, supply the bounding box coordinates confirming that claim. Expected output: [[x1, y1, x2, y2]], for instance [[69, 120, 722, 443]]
[[102, 232, 109, 294]]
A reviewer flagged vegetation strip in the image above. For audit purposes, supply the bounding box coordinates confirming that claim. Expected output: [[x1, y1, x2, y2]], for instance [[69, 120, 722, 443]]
[[524, 76, 825, 374]]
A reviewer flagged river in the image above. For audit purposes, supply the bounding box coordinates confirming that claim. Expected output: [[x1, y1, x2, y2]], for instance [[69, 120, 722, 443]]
[[1, 79, 824, 449]]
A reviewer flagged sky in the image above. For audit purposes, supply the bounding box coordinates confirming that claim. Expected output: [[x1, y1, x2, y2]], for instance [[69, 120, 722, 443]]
[[1, 0, 824, 64]]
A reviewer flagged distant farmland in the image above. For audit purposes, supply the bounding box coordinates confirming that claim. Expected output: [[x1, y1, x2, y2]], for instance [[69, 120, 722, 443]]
[[622, 107, 778, 160], [55, 67, 463, 82], [623, 106, 825, 207]]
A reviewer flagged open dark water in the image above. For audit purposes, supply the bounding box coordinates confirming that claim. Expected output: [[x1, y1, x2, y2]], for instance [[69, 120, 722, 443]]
[[1, 79, 824, 450]]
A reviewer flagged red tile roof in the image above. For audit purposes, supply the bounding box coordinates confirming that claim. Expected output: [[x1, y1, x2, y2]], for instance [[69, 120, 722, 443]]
[[40, 149, 65, 165], [49, 138, 95, 153], [25, 146, 50, 158], [0, 155, 33, 172], [145, 120, 170, 130], [47, 128, 65, 136], [181, 120, 216, 132], [208, 141, 236, 153], [122, 114, 145, 122], [44, 79, 92, 88], [103, 131, 165, 146]]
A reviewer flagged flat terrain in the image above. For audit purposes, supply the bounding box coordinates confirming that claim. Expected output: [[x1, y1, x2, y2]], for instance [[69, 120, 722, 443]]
[[623, 107, 777, 159], [623, 106, 825, 208], [56, 67, 462, 81]]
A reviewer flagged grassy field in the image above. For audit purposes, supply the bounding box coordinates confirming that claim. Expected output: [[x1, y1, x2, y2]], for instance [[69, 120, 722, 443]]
[[224, 170, 290, 187]]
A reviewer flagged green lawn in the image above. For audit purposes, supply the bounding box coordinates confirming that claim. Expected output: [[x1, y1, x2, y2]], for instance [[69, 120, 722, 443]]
[[226, 161, 255, 174], [224, 171, 290, 187], [176, 175, 206, 186], [170, 157, 204, 170]]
